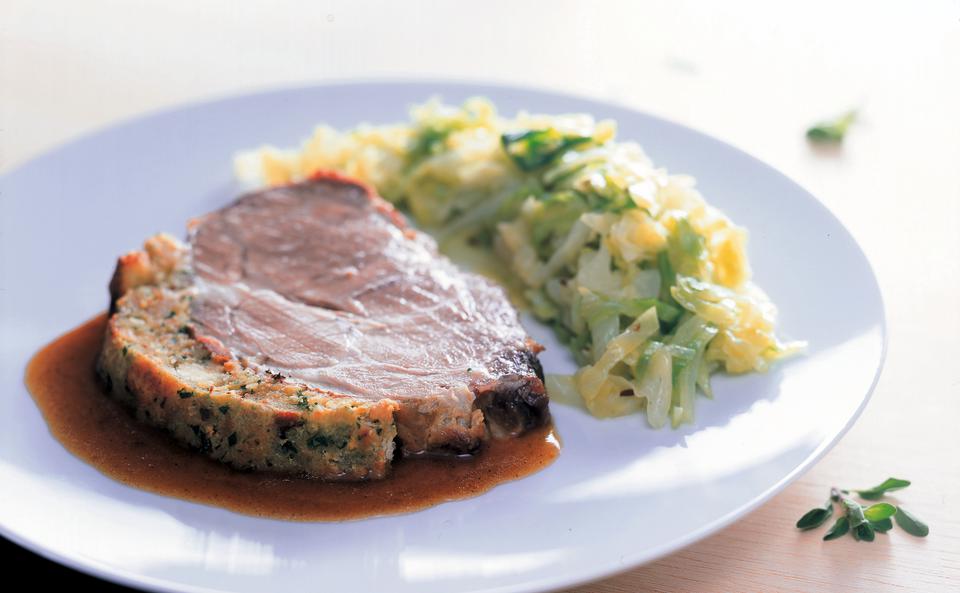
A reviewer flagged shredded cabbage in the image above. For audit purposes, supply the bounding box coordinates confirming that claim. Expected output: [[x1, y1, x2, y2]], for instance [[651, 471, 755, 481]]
[[235, 98, 803, 428]]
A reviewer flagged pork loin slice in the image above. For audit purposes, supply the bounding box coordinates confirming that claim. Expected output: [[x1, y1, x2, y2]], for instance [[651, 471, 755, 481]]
[[98, 174, 549, 479]]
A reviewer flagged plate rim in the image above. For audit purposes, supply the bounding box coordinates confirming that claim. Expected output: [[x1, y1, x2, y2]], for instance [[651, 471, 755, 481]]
[[0, 78, 888, 593]]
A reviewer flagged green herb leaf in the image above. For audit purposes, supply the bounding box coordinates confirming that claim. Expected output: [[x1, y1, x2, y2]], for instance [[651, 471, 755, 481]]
[[852, 522, 875, 542], [813, 484, 928, 543], [407, 126, 452, 167], [856, 477, 911, 500], [501, 129, 592, 171], [842, 497, 868, 525], [177, 388, 194, 399], [796, 498, 834, 530], [840, 494, 876, 542], [863, 502, 897, 522], [823, 516, 850, 540], [806, 110, 857, 143], [894, 507, 929, 537]]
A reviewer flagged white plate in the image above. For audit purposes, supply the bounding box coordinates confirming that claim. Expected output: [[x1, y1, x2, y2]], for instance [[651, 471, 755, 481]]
[[0, 82, 884, 593]]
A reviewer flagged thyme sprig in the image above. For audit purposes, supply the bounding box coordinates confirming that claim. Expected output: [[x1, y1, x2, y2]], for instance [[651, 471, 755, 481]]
[[796, 478, 928, 542], [806, 110, 857, 143]]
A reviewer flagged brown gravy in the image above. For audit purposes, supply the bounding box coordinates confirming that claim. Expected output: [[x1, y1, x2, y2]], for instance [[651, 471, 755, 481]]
[[25, 314, 560, 521]]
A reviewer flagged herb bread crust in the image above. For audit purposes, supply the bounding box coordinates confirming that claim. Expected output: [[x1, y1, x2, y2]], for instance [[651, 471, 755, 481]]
[[97, 235, 398, 480]]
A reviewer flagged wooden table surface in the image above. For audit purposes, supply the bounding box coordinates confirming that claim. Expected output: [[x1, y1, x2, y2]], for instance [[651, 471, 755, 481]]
[[3, 1, 958, 591]]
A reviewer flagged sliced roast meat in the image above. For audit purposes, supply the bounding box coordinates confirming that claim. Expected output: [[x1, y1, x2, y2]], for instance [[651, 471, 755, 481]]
[[189, 174, 549, 453]]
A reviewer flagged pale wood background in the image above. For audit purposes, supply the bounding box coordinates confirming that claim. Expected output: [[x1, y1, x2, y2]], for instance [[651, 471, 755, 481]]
[[3, 1, 958, 591]]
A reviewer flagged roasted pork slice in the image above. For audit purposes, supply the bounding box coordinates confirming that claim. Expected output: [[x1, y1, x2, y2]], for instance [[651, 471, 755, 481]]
[[98, 173, 549, 479]]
